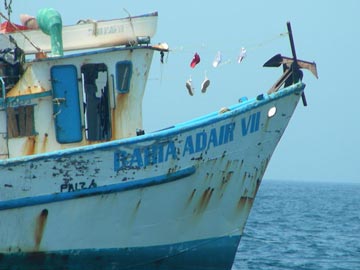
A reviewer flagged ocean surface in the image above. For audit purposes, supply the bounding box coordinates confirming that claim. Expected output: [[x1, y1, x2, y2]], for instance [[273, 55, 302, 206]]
[[232, 180, 360, 270]]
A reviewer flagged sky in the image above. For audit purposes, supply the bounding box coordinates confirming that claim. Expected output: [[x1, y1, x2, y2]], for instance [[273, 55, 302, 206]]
[[5, 0, 359, 183]]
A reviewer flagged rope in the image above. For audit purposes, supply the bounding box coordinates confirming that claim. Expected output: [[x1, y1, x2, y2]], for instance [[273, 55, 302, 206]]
[[123, 8, 138, 45], [0, 12, 42, 53], [246, 32, 288, 51], [4, 0, 12, 20], [169, 32, 288, 56]]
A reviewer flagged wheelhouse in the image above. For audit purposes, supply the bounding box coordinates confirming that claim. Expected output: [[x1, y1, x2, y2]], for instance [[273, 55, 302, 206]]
[[0, 46, 156, 158]]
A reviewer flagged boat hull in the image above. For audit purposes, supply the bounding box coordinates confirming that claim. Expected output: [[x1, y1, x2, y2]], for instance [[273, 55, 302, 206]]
[[0, 82, 305, 269], [0, 236, 240, 270]]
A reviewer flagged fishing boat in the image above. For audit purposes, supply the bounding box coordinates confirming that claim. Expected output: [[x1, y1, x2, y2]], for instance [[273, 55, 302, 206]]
[[0, 10, 158, 54], [0, 7, 317, 270]]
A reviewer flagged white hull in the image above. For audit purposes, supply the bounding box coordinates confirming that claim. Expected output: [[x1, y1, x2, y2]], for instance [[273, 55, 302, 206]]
[[0, 12, 158, 54], [0, 9, 316, 267], [0, 83, 304, 269]]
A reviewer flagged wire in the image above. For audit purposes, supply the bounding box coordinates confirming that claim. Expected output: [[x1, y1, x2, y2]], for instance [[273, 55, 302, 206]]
[[0, 12, 42, 53], [168, 32, 288, 56]]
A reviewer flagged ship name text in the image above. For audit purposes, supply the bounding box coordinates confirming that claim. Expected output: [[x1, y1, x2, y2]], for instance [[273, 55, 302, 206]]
[[114, 111, 261, 171]]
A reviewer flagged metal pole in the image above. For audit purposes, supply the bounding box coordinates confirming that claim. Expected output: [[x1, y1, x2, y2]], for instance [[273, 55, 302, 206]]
[[0, 77, 9, 157], [287, 22, 307, 106], [287, 22, 297, 63]]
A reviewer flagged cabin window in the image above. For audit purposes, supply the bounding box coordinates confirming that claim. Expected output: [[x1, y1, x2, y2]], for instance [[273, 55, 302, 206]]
[[115, 61, 132, 93], [7, 105, 35, 138], [81, 63, 111, 141]]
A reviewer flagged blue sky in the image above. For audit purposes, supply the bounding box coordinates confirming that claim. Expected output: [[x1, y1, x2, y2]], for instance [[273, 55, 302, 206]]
[[7, 0, 359, 183]]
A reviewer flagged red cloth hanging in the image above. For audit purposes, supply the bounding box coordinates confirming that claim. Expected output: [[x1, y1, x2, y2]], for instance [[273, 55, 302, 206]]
[[0, 21, 29, 33], [190, 52, 200, 68]]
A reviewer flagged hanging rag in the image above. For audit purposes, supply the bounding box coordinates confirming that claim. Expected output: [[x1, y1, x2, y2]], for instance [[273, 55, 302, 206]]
[[190, 53, 200, 68], [212, 51, 222, 68], [201, 71, 210, 93], [186, 76, 194, 96], [237, 47, 247, 63]]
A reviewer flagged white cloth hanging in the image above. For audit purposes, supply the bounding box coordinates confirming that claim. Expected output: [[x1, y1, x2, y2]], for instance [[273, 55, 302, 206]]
[[186, 76, 194, 96], [237, 47, 247, 63], [212, 51, 222, 68], [201, 71, 210, 93]]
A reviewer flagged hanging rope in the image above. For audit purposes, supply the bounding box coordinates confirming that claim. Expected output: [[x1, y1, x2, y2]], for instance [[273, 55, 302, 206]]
[[4, 0, 12, 21], [149, 31, 289, 92], [0, 12, 42, 53], [170, 32, 288, 59], [246, 31, 288, 51]]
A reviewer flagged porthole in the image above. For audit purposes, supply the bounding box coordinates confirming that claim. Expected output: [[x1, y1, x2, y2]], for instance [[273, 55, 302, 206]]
[[268, 106, 277, 118]]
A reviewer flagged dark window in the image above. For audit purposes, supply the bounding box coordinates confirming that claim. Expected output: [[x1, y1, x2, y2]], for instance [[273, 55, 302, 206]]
[[116, 61, 132, 93], [7, 105, 35, 138], [81, 63, 111, 141]]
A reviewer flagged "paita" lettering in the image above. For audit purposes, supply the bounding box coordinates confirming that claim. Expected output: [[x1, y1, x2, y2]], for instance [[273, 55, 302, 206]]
[[60, 180, 97, 193]]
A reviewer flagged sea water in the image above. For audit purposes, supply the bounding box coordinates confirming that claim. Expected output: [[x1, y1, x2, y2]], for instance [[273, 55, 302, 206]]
[[233, 180, 360, 270]]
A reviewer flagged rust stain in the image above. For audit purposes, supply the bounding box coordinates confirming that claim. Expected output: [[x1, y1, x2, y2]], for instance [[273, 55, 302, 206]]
[[115, 93, 128, 138], [253, 179, 261, 197], [218, 171, 233, 199], [34, 209, 49, 251], [111, 108, 116, 140], [196, 187, 214, 214], [40, 133, 48, 153], [260, 157, 271, 175], [264, 116, 270, 132], [224, 160, 232, 171], [129, 199, 142, 225], [116, 94, 127, 113], [134, 199, 141, 212], [242, 172, 247, 184], [206, 172, 214, 181], [220, 171, 233, 190], [185, 189, 197, 208], [240, 159, 244, 170], [237, 196, 254, 210], [24, 136, 36, 156], [112, 93, 135, 139], [253, 168, 259, 184], [237, 197, 247, 210]]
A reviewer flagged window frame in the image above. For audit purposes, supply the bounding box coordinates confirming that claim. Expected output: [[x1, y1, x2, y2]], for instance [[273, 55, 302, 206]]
[[115, 61, 132, 93], [7, 105, 35, 138]]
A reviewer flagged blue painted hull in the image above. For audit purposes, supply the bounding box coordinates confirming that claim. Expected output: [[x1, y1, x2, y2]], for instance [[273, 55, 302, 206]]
[[0, 236, 240, 270]]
